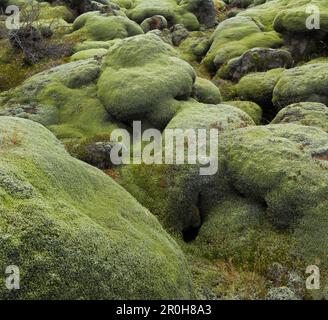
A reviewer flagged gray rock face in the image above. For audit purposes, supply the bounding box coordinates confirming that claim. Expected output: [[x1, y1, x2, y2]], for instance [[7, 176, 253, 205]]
[[171, 24, 189, 46], [67, 0, 116, 14], [192, 0, 217, 28], [80, 142, 114, 169], [221, 48, 293, 81]]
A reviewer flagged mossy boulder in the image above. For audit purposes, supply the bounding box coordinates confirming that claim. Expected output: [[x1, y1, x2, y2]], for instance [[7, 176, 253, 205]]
[[0, 116, 194, 299], [202, 16, 283, 71], [177, 30, 211, 62], [73, 40, 111, 52], [238, 0, 307, 30], [125, 0, 200, 30], [171, 23, 189, 46], [271, 102, 328, 133], [226, 0, 255, 8], [191, 78, 222, 104], [119, 117, 328, 299], [72, 11, 144, 41], [224, 100, 262, 124], [191, 123, 328, 298], [233, 68, 284, 114], [179, 0, 217, 28], [273, 0, 328, 34], [119, 101, 255, 233], [70, 48, 108, 61], [140, 15, 168, 32], [0, 59, 120, 144], [218, 48, 293, 81], [273, 63, 328, 109], [97, 33, 196, 128]]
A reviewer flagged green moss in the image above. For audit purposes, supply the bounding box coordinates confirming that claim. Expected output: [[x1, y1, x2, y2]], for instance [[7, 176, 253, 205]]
[[126, 0, 200, 30], [192, 78, 222, 104], [202, 16, 283, 71], [0, 59, 122, 146], [225, 100, 262, 124], [273, 63, 328, 109], [73, 41, 111, 52], [97, 34, 196, 128], [38, 2, 74, 22], [0, 117, 194, 299], [273, 0, 328, 34], [233, 68, 284, 115], [72, 12, 144, 41], [271, 102, 328, 132], [119, 101, 255, 233], [70, 49, 108, 61]]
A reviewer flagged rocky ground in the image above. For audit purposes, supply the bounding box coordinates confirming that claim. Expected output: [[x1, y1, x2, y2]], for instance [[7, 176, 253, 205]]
[[0, 0, 328, 300]]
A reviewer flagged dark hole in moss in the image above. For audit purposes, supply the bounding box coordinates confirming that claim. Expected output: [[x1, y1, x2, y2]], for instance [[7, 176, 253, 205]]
[[182, 225, 201, 242], [182, 193, 203, 242]]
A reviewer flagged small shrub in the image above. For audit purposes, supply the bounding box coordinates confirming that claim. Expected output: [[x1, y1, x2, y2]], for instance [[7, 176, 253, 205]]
[[7, 2, 73, 64], [0, 128, 22, 149]]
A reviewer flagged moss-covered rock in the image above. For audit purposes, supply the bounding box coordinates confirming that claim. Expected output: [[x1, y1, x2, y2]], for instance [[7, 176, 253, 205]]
[[140, 15, 168, 32], [233, 68, 284, 111], [218, 48, 293, 81], [73, 40, 112, 52], [119, 101, 255, 233], [224, 100, 262, 124], [125, 0, 200, 31], [271, 102, 328, 132], [38, 2, 75, 22], [97, 33, 196, 128], [202, 16, 283, 71], [273, 0, 328, 34], [179, 0, 217, 28], [191, 77, 222, 104], [0, 59, 120, 143], [192, 123, 328, 298], [0, 117, 194, 299], [273, 63, 328, 109], [70, 48, 108, 61], [119, 119, 328, 299], [226, 0, 255, 8], [72, 11, 144, 41]]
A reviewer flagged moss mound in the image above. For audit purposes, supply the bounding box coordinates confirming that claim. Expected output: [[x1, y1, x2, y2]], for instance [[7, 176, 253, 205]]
[[273, 63, 328, 109], [0, 117, 194, 299], [271, 102, 328, 132], [202, 16, 283, 71], [71, 11, 144, 41], [123, 0, 200, 31], [97, 33, 196, 128]]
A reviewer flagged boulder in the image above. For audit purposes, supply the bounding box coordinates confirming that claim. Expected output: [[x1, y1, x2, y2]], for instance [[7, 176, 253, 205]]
[[224, 100, 262, 124], [125, 0, 200, 31], [171, 23, 189, 46], [72, 11, 143, 41], [140, 15, 168, 32], [273, 63, 328, 109], [219, 48, 293, 81], [70, 48, 108, 61], [97, 34, 196, 128], [233, 68, 284, 110], [192, 78, 222, 104], [271, 102, 328, 133], [179, 0, 217, 28], [202, 16, 283, 71]]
